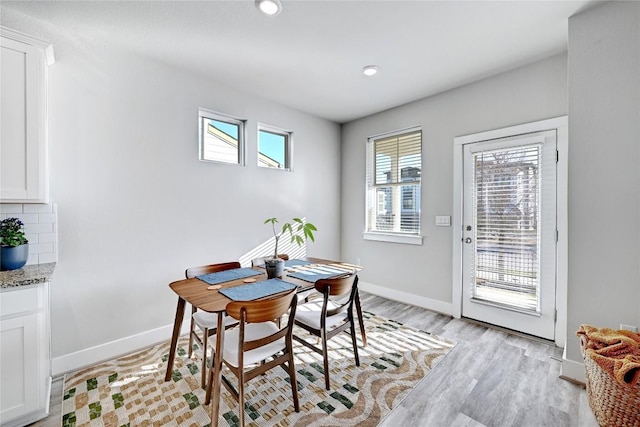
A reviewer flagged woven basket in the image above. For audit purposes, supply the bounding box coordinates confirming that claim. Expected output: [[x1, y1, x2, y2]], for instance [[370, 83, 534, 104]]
[[582, 347, 640, 426]]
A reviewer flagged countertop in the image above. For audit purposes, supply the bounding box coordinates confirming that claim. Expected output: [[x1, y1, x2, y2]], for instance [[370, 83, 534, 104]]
[[0, 263, 56, 288]]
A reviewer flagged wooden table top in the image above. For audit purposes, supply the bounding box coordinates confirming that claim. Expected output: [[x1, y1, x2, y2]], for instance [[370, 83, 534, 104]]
[[169, 257, 361, 313]]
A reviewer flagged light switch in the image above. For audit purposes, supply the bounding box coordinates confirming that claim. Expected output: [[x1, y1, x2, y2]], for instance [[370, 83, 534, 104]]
[[435, 215, 451, 227]]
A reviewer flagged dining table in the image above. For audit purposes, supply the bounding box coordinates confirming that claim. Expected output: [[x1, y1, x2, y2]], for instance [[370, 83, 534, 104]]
[[163, 257, 365, 425]]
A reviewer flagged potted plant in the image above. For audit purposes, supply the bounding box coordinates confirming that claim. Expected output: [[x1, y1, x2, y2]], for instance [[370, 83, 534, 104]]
[[263, 217, 317, 278], [0, 217, 29, 271]]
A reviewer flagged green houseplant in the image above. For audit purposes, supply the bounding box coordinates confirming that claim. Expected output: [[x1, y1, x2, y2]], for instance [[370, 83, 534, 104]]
[[0, 217, 29, 271], [264, 217, 317, 278]]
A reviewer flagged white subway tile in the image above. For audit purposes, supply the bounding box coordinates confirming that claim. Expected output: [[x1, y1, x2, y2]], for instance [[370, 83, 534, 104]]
[[24, 223, 53, 234], [26, 257, 37, 265], [52, 203, 58, 213], [28, 243, 54, 255], [38, 252, 57, 263], [0, 214, 6, 220], [38, 213, 56, 224], [13, 213, 39, 224], [38, 233, 56, 243], [25, 234, 39, 244], [23, 204, 53, 214], [0, 204, 23, 214]]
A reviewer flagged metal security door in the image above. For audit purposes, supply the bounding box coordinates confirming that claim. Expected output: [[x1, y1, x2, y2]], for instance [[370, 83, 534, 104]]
[[461, 130, 557, 340]]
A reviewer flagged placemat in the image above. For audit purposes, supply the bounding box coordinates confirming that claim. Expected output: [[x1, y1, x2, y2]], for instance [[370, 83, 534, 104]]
[[219, 278, 297, 301], [285, 259, 312, 268], [196, 268, 263, 285], [286, 265, 353, 283]]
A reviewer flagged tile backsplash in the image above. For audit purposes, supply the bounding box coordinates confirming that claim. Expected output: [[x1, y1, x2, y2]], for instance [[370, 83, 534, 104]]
[[1, 203, 58, 265]]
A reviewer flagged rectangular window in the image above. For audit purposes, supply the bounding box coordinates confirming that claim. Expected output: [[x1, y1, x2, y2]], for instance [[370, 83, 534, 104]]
[[258, 124, 292, 170], [199, 108, 245, 165], [365, 127, 422, 244]]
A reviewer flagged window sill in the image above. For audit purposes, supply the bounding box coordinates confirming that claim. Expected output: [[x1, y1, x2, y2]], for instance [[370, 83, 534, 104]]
[[362, 232, 423, 245]]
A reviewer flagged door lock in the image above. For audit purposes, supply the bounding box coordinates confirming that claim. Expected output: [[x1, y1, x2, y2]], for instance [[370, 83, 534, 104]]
[[464, 237, 472, 244], [466, 225, 472, 231]]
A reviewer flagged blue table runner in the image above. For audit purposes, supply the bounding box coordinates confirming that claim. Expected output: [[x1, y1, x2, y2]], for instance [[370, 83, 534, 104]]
[[219, 278, 297, 301], [196, 268, 263, 285], [286, 265, 353, 283]]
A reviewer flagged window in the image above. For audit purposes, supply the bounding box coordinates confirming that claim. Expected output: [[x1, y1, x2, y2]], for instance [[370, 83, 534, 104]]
[[365, 127, 422, 244], [258, 124, 292, 170], [199, 108, 245, 165]]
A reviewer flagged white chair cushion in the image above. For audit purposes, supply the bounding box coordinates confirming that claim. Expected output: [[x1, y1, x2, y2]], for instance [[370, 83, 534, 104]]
[[217, 322, 286, 368], [193, 312, 238, 330], [294, 300, 348, 330]]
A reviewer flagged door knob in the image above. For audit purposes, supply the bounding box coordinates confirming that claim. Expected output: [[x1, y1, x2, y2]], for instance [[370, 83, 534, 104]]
[[465, 237, 472, 244]]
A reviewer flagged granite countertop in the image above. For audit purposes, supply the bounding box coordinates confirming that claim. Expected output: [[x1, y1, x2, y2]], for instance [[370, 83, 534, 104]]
[[0, 263, 56, 288]]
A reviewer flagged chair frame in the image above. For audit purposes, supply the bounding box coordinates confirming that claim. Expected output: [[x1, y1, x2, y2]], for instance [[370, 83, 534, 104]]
[[185, 261, 241, 389], [293, 272, 360, 390], [218, 289, 300, 426]]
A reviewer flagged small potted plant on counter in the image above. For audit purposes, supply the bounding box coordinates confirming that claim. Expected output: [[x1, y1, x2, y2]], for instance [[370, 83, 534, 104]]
[[0, 217, 29, 271], [264, 217, 317, 278]]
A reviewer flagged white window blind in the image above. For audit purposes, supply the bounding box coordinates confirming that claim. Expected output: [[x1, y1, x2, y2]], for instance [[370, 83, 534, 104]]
[[366, 128, 422, 235], [472, 144, 541, 312]]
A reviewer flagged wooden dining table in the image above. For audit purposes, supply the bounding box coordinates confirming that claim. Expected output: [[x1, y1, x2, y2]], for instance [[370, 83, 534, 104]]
[[163, 257, 365, 425]]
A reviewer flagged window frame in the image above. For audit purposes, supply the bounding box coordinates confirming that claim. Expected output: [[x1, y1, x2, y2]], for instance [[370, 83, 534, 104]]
[[364, 126, 423, 245], [257, 123, 293, 171], [198, 108, 246, 166]]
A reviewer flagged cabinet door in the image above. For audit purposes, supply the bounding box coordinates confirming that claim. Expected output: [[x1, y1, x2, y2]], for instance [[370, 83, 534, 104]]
[[0, 36, 47, 202], [0, 314, 39, 423]]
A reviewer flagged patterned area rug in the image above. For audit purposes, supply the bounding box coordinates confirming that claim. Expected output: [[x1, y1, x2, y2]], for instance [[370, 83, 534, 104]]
[[61, 312, 454, 426]]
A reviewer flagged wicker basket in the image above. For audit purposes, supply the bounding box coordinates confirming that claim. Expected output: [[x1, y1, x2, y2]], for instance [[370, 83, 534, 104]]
[[581, 343, 640, 426]]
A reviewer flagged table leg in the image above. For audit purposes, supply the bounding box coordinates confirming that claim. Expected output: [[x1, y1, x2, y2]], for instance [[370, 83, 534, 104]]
[[355, 288, 367, 347], [164, 297, 186, 381], [208, 312, 225, 424]]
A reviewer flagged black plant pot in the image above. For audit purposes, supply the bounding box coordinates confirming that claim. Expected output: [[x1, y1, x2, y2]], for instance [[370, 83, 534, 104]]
[[1, 244, 29, 271], [264, 258, 285, 279]]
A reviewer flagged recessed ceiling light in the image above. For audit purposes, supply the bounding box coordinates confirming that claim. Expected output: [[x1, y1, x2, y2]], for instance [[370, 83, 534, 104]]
[[363, 65, 378, 77], [256, 0, 282, 16]]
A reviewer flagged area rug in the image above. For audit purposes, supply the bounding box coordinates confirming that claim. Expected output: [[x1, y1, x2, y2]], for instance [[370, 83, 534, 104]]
[[61, 312, 454, 427]]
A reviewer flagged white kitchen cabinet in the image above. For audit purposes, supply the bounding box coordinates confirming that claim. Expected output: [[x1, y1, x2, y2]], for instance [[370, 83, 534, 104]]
[[0, 283, 51, 427], [0, 27, 54, 203]]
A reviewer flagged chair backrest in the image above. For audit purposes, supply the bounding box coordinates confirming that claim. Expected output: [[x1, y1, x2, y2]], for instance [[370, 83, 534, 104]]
[[314, 271, 358, 318], [226, 289, 298, 352], [251, 254, 289, 267], [185, 261, 241, 279]]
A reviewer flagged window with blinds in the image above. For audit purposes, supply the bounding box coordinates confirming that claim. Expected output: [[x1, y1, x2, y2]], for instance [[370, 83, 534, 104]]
[[366, 128, 422, 235], [472, 144, 541, 312]]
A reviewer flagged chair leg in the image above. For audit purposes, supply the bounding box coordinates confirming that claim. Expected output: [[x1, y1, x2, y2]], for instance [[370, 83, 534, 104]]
[[321, 331, 330, 390], [238, 369, 245, 427], [355, 290, 367, 347], [201, 327, 209, 389], [350, 321, 360, 366], [287, 347, 300, 412], [188, 305, 197, 357]]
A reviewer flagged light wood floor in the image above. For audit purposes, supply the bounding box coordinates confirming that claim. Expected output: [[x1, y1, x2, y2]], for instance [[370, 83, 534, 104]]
[[30, 292, 598, 426]]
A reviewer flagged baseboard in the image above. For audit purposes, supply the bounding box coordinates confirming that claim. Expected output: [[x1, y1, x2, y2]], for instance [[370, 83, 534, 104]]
[[359, 280, 453, 316], [52, 318, 191, 376], [560, 347, 586, 384]]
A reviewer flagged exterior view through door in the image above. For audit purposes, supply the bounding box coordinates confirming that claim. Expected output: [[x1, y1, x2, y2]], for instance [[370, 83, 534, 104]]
[[461, 130, 557, 340]]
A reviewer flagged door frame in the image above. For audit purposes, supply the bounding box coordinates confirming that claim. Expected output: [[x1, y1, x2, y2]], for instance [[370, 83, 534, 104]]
[[452, 116, 568, 347]]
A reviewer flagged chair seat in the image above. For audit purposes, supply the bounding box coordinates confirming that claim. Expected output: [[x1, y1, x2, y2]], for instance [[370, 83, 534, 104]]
[[295, 301, 348, 329], [193, 312, 238, 330], [217, 322, 285, 367]]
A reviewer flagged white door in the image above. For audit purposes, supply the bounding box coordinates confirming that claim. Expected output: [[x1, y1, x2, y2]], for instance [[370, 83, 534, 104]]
[[461, 130, 557, 340]]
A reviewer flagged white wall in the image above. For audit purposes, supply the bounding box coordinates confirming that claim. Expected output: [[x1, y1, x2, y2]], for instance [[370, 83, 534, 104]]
[[1, 9, 341, 372], [341, 54, 568, 311], [566, 1, 640, 363]]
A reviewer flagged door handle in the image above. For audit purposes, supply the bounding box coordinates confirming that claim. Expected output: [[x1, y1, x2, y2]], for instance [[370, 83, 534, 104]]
[[464, 237, 472, 244]]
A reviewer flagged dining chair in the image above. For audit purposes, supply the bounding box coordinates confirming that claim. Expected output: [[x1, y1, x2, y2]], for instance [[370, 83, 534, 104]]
[[292, 271, 360, 390], [215, 289, 300, 426], [185, 261, 241, 389], [250, 253, 289, 267]]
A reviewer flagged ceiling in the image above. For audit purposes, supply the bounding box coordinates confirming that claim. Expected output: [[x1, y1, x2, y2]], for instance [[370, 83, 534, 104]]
[[3, 0, 602, 123]]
